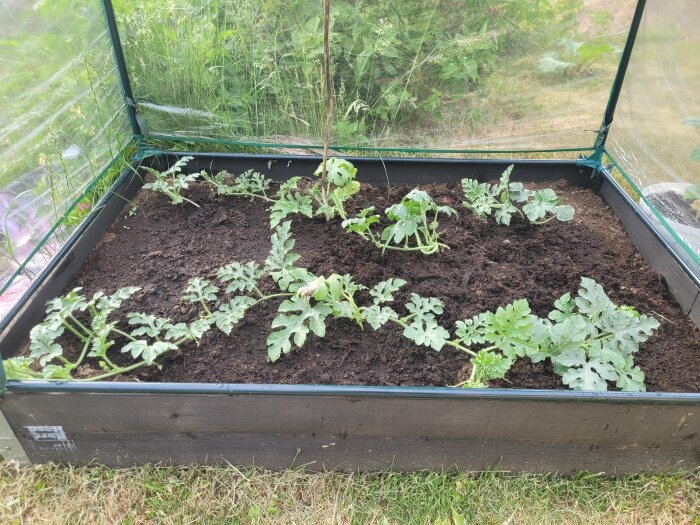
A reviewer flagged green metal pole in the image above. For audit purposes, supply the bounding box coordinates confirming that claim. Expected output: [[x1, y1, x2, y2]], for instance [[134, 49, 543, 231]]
[[578, 0, 647, 173], [100, 0, 145, 139]]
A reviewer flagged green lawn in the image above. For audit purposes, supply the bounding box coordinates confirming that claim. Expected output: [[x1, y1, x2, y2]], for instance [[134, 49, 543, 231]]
[[1, 465, 698, 524]]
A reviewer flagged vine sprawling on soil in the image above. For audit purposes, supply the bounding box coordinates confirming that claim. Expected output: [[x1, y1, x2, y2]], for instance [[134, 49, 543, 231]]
[[5, 194, 659, 391]]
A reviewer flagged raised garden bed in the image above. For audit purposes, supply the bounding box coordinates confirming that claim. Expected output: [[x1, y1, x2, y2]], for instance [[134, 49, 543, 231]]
[[0, 154, 698, 473]]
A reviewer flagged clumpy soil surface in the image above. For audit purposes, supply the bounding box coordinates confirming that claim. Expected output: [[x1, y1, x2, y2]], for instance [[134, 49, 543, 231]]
[[53, 178, 700, 391]]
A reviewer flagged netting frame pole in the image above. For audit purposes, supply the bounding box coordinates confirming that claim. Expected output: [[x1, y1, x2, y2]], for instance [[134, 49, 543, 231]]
[[578, 0, 647, 174], [101, 0, 145, 140]]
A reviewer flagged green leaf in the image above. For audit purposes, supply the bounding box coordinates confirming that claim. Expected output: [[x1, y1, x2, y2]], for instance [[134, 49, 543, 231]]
[[217, 261, 265, 294], [538, 53, 575, 74], [3, 357, 45, 380], [520, 318, 553, 362], [233, 170, 271, 195], [462, 178, 497, 218], [683, 184, 700, 201], [561, 358, 617, 391], [369, 278, 407, 305], [29, 324, 64, 366], [163, 323, 190, 341], [548, 315, 588, 355], [122, 340, 177, 366], [330, 301, 359, 320], [615, 356, 646, 392], [142, 157, 200, 206], [332, 179, 361, 200], [587, 338, 626, 370], [405, 294, 444, 322], [42, 365, 73, 380], [342, 207, 380, 234], [89, 322, 117, 358], [362, 305, 397, 330], [313, 157, 357, 187], [403, 318, 450, 351], [493, 202, 517, 226], [555, 205, 575, 221], [127, 312, 170, 338], [481, 299, 536, 358], [265, 221, 314, 292], [188, 318, 213, 340], [270, 193, 313, 228], [472, 350, 513, 382], [454, 314, 487, 346], [689, 147, 700, 163], [551, 346, 586, 368], [277, 176, 302, 197], [548, 292, 575, 322], [576, 41, 613, 62], [682, 116, 700, 129], [508, 182, 533, 203], [463, 167, 573, 225], [522, 189, 559, 222], [92, 286, 140, 315], [46, 288, 88, 318], [600, 310, 660, 354], [382, 203, 420, 244], [266, 297, 332, 362], [211, 296, 256, 335], [574, 277, 616, 326], [183, 277, 220, 303]]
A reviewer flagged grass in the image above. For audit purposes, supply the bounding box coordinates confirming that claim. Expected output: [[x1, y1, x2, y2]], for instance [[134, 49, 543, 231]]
[[0, 464, 698, 524]]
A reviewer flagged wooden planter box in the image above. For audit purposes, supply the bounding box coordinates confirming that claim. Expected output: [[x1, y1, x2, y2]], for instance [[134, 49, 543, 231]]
[[1, 154, 698, 473]]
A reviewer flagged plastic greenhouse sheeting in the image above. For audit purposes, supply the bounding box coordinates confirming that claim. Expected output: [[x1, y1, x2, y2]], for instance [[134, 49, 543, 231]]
[[114, 0, 633, 153], [2, 0, 699, 323], [0, 0, 132, 316], [605, 0, 700, 268]]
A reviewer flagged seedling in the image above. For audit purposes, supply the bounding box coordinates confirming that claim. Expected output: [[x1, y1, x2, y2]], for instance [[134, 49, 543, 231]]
[[343, 189, 456, 255], [201, 170, 314, 228], [142, 156, 200, 207], [452, 277, 658, 391], [4, 286, 201, 381], [311, 157, 361, 220], [462, 165, 575, 225], [201, 169, 273, 201], [5, 219, 656, 392]]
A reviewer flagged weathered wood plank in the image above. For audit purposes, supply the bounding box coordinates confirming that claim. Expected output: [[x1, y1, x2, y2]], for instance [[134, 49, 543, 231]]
[[2, 392, 697, 472]]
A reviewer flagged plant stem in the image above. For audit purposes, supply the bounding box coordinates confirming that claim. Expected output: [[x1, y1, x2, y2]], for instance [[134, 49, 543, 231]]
[[76, 361, 149, 382], [181, 196, 201, 208], [254, 293, 293, 306], [199, 300, 212, 316], [68, 339, 91, 369], [444, 339, 478, 357], [101, 354, 120, 370], [112, 328, 139, 342], [220, 191, 276, 203], [62, 319, 90, 343]]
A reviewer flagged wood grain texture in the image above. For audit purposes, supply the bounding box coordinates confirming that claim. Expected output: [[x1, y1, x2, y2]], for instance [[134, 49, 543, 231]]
[[2, 392, 697, 472]]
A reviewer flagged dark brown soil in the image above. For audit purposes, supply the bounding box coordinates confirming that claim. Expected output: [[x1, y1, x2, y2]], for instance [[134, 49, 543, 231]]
[[648, 191, 700, 227], [47, 178, 700, 391]]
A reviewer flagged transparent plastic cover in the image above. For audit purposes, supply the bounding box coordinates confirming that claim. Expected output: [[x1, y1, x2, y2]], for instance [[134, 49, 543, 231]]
[[115, 0, 632, 152], [606, 0, 699, 268], [0, 0, 132, 316]]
